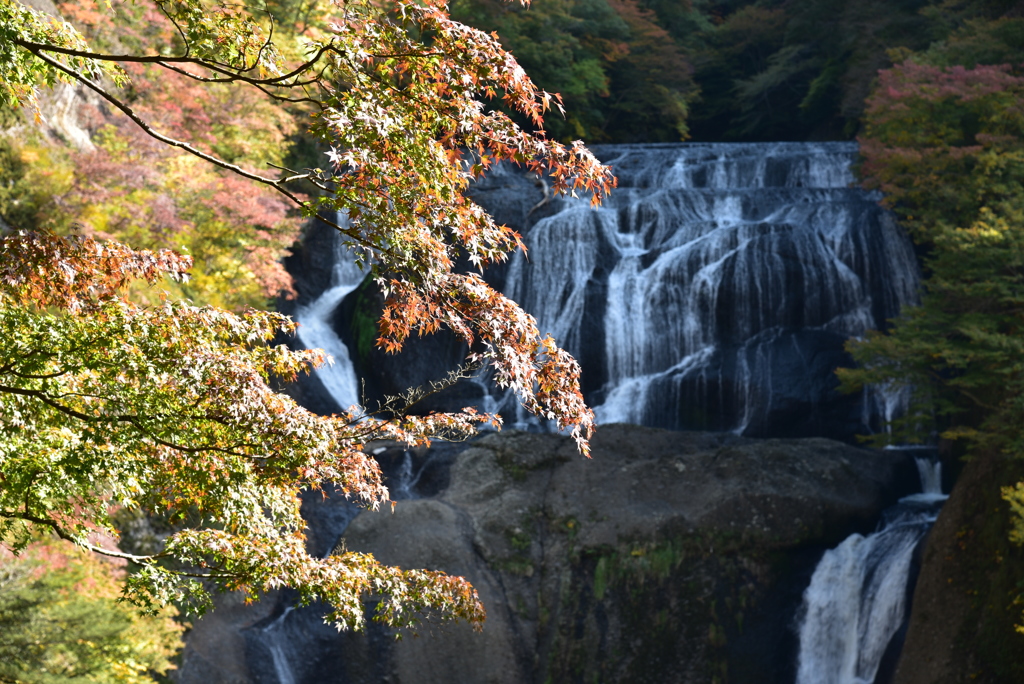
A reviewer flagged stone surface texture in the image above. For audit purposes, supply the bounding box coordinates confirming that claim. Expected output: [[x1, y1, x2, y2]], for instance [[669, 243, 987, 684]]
[[176, 425, 915, 684]]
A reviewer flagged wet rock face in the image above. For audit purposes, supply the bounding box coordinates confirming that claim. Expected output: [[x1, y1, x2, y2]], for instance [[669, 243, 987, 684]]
[[334, 425, 915, 684]]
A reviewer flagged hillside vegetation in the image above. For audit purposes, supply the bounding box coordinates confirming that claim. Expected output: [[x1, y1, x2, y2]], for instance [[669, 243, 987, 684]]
[[1, 0, 1024, 676]]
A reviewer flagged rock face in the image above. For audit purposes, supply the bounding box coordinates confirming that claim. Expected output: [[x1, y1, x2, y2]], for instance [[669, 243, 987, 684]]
[[891, 452, 1024, 684], [173, 425, 915, 684]]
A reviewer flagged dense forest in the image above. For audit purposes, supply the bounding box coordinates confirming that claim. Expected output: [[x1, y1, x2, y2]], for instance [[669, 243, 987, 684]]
[[1, 0, 1024, 680], [450, 0, 1023, 142]]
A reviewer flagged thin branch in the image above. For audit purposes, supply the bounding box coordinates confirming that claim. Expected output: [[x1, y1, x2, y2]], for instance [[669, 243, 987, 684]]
[[155, 61, 324, 105], [155, 60, 322, 94], [266, 163, 314, 184], [24, 48, 305, 205], [0, 366, 76, 380], [0, 383, 266, 458], [0, 510, 165, 563], [11, 37, 336, 86], [144, 433, 262, 458], [253, 10, 276, 73], [370, 51, 446, 59], [12, 40, 432, 271], [156, 3, 191, 60], [0, 383, 113, 422]]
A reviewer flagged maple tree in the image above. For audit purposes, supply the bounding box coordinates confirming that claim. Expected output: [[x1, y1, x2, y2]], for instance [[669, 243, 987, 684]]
[[0, 0, 613, 631]]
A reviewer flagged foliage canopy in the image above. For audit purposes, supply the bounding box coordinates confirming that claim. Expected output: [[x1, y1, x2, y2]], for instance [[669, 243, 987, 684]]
[[842, 60, 1024, 453], [839, 29, 1024, 631], [0, 0, 612, 632], [0, 539, 183, 683]]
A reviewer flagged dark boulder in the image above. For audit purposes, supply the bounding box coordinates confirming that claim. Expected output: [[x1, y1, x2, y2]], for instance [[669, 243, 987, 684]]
[[173, 425, 917, 684]]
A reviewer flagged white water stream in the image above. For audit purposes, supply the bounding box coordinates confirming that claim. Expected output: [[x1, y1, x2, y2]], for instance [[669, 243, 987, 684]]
[[498, 142, 920, 435], [262, 607, 296, 684], [795, 458, 946, 684], [293, 219, 366, 412]]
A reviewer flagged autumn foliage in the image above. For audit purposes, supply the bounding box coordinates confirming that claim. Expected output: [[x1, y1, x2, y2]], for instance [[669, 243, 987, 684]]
[[0, 0, 303, 310], [0, 0, 613, 631], [842, 59, 1024, 450], [840, 55, 1024, 632], [0, 538, 183, 682]]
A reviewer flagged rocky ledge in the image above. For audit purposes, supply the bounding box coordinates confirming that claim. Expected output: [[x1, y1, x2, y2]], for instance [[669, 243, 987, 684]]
[[178, 424, 916, 684]]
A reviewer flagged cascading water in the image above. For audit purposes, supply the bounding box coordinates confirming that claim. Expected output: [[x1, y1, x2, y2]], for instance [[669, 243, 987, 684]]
[[261, 607, 297, 684], [495, 142, 920, 439], [795, 457, 946, 684], [242, 445, 445, 684], [390, 450, 427, 500], [238, 221, 371, 684], [293, 216, 365, 412]]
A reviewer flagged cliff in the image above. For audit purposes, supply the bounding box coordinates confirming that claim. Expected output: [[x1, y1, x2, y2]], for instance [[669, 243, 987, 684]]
[[177, 425, 915, 684]]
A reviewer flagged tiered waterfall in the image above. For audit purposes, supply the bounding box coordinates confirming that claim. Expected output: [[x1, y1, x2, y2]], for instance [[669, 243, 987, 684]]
[[495, 142, 919, 438]]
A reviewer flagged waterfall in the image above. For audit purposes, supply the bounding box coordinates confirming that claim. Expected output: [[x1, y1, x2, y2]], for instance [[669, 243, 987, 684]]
[[497, 142, 920, 438], [391, 450, 421, 500], [794, 457, 946, 684], [262, 607, 296, 684], [243, 445, 444, 684], [914, 457, 942, 497], [294, 218, 365, 412]]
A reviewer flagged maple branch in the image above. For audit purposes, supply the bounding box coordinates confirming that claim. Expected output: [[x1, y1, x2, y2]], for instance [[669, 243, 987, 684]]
[[16, 45, 410, 264], [10, 37, 336, 86], [142, 434, 263, 458], [155, 3, 192, 61], [167, 569, 235, 579], [254, 10, 276, 74], [0, 510, 166, 563], [0, 383, 269, 459], [370, 51, 446, 59], [0, 367, 75, 380], [12, 38, 569, 274], [363, 360, 484, 419], [266, 163, 319, 185], [0, 506, 250, 577], [23, 48, 307, 203], [0, 383, 119, 422], [154, 62, 323, 106]]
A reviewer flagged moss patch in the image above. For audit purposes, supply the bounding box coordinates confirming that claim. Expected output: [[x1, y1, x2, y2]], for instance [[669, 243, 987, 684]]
[[541, 530, 774, 684]]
